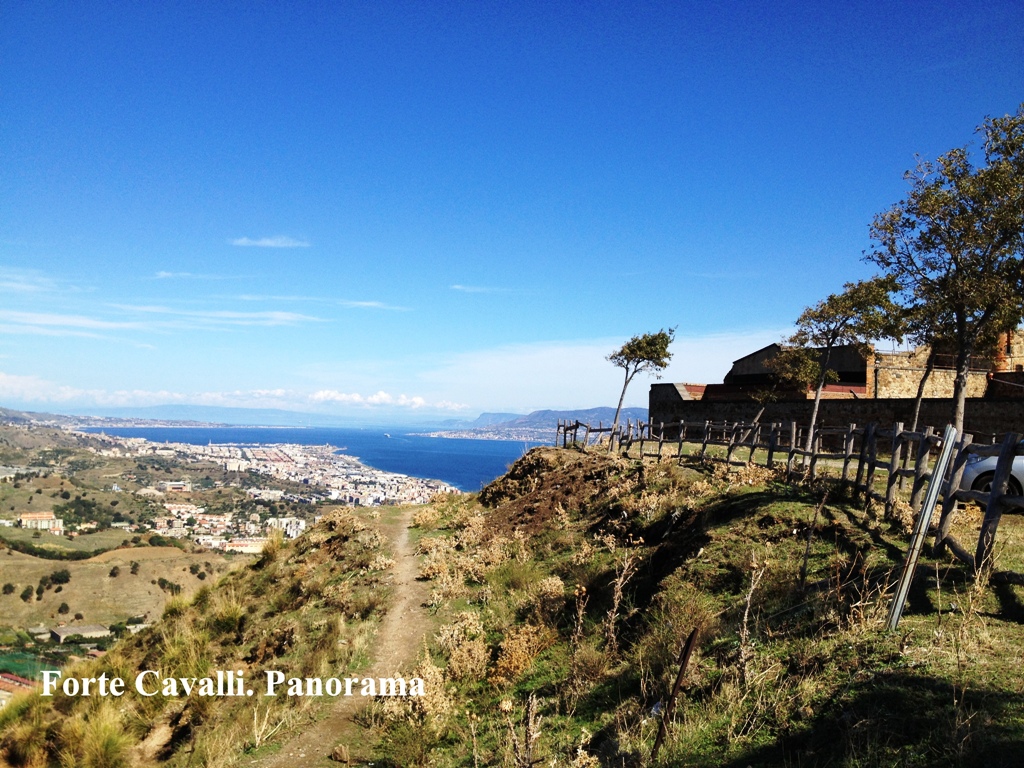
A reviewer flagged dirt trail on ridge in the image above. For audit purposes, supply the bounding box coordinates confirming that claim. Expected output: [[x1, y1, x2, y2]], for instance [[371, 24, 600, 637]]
[[251, 506, 432, 767]]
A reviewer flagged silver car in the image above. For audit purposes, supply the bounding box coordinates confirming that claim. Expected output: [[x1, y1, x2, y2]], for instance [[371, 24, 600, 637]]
[[960, 448, 1024, 496]]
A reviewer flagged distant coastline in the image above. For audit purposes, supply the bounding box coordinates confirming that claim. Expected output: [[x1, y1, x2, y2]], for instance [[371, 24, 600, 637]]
[[79, 426, 541, 492]]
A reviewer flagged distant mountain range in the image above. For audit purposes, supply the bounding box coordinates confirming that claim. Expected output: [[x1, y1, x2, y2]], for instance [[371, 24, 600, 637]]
[[0, 404, 648, 432], [443, 407, 648, 430]]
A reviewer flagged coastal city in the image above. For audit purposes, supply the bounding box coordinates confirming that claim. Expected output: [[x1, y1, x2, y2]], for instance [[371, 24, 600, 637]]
[[10, 432, 457, 556]]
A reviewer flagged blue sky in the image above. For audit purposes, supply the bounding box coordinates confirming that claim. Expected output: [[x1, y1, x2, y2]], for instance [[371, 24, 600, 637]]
[[1, 1, 1022, 423]]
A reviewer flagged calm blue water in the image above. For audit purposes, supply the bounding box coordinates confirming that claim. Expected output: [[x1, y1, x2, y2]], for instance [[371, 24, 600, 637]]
[[82, 427, 541, 492]]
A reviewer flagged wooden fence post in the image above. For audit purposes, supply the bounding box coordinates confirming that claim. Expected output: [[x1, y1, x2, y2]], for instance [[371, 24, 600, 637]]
[[726, 423, 738, 465], [975, 432, 1021, 572], [766, 423, 778, 468], [933, 433, 975, 556], [786, 421, 798, 481], [748, 422, 760, 463], [884, 422, 905, 518], [909, 426, 935, 511], [809, 427, 821, 480], [861, 423, 878, 502], [841, 423, 856, 483]]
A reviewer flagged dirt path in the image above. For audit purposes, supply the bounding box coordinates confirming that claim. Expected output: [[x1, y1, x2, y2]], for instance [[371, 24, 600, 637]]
[[251, 506, 432, 767]]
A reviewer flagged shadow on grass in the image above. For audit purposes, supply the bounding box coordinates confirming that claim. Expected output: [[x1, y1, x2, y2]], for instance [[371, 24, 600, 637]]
[[708, 672, 1024, 768]]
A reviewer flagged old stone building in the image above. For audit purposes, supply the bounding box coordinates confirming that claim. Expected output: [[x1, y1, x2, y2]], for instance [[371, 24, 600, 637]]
[[649, 330, 1024, 436]]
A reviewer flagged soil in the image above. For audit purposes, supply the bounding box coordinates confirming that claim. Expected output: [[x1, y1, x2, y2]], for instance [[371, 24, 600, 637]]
[[249, 505, 433, 767]]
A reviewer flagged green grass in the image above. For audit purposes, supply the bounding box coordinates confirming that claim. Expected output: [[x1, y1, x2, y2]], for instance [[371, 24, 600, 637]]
[[0, 527, 130, 554], [0, 651, 49, 680], [377, 449, 1024, 768]]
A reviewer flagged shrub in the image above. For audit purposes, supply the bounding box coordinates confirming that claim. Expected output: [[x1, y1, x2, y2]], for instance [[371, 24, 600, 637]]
[[2, 583, 13, 595], [491, 624, 552, 684]]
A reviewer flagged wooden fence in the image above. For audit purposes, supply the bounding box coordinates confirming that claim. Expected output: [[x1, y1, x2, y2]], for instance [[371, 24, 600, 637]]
[[554, 417, 1022, 586]]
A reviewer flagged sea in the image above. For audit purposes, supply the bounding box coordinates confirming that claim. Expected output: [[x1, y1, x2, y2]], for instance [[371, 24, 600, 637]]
[[81, 427, 544, 492]]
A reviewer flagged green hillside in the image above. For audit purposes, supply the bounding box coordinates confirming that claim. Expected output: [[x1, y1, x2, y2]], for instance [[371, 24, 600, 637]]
[[2, 446, 1022, 767]]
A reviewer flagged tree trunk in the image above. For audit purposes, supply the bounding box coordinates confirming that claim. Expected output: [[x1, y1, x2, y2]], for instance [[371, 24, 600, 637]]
[[804, 347, 833, 453], [805, 380, 824, 453], [951, 348, 971, 435], [909, 347, 937, 433], [611, 367, 633, 435]]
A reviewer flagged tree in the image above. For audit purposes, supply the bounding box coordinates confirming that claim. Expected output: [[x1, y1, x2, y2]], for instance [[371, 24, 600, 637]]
[[782, 277, 899, 450], [607, 328, 676, 434], [866, 105, 1024, 434]]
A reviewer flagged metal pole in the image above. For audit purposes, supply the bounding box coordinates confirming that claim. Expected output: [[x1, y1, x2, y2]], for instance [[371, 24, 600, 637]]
[[886, 423, 958, 631]]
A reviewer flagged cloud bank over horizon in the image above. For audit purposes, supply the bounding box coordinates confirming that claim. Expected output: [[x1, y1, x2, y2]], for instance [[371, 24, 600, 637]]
[[0, 328, 784, 420]]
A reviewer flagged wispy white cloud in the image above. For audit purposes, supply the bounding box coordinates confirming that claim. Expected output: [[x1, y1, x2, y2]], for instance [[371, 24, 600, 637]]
[[0, 323, 104, 339], [0, 373, 309, 409], [110, 304, 323, 327], [309, 389, 464, 410], [235, 294, 320, 302], [154, 271, 230, 280], [451, 284, 496, 293], [0, 369, 469, 413], [0, 310, 143, 331], [234, 294, 408, 310], [337, 300, 409, 311], [0, 267, 85, 294], [231, 236, 310, 248]]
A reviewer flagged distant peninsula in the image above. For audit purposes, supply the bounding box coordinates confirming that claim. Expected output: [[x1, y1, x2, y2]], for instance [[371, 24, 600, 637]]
[[418, 407, 648, 442]]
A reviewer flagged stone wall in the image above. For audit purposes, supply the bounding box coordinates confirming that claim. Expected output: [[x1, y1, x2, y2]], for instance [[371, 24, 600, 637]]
[[649, 383, 1024, 437], [872, 347, 988, 399]]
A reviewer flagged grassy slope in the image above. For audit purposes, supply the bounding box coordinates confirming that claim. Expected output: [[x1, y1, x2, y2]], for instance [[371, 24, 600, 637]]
[[0, 508, 394, 768], [0, 547, 235, 628], [378, 448, 1024, 767], [2, 446, 1022, 767]]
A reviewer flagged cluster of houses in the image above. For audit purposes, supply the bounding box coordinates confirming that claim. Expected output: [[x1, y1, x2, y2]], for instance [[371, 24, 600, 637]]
[[151, 494, 309, 554]]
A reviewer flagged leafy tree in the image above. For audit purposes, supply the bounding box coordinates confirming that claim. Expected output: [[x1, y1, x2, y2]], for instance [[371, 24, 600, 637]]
[[109, 566, 120, 578], [2, 583, 14, 595], [57, 602, 69, 614], [781, 277, 899, 450], [20, 586, 32, 602], [607, 328, 676, 433], [866, 105, 1024, 433]]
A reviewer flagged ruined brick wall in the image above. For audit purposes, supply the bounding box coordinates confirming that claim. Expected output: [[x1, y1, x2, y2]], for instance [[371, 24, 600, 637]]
[[993, 329, 1024, 372]]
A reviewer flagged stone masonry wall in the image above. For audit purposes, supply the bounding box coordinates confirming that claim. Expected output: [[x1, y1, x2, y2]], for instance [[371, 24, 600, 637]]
[[649, 383, 1024, 438], [873, 347, 988, 399]]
